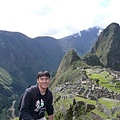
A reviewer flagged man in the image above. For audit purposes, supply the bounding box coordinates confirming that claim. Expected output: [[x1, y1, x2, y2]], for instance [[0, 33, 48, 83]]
[[19, 71, 54, 120]]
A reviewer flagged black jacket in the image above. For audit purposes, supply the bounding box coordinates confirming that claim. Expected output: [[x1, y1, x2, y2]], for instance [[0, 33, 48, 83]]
[[19, 84, 54, 120]]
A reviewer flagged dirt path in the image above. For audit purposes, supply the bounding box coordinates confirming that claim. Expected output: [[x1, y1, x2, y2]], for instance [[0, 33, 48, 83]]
[[7, 100, 16, 119]]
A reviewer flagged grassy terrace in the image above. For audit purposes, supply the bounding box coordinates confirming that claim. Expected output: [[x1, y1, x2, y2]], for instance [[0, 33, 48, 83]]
[[54, 96, 96, 113], [75, 97, 96, 105], [86, 69, 120, 93], [92, 98, 120, 119], [92, 109, 109, 119], [98, 98, 120, 108]]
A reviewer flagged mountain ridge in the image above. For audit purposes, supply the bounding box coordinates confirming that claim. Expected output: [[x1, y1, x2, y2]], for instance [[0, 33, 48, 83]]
[[0, 26, 100, 87]]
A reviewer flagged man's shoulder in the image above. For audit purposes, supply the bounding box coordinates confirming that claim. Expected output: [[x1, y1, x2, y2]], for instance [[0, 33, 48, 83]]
[[30, 84, 38, 89], [26, 84, 38, 93]]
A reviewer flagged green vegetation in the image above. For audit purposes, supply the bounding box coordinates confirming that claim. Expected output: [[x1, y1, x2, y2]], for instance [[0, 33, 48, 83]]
[[91, 98, 120, 119], [0, 67, 20, 120], [92, 109, 109, 119], [0, 67, 13, 90], [53, 65, 120, 120], [0, 109, 7, 120], [14, 117, 19, 120], [99, 98, 119, 108], [86, 68, 120, 93], [75, 97, 96, 105]]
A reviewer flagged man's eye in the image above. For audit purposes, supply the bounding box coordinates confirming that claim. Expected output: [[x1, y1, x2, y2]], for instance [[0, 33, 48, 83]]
[[40, 78, 49, 80]]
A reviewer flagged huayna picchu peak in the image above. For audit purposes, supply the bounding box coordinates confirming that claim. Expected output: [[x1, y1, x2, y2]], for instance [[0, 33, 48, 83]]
[[85, 22, 120, 71]]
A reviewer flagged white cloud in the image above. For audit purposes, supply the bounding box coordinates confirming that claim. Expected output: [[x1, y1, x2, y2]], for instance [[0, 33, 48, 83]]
[[0, 0, 120, 39]]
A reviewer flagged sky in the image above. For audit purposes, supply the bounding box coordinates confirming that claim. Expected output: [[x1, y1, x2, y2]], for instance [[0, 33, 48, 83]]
[[0, 0, 120, 39]]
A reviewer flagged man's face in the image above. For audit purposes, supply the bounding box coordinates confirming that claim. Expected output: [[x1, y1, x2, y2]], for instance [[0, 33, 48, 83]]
[[37, 76, 50, 89]]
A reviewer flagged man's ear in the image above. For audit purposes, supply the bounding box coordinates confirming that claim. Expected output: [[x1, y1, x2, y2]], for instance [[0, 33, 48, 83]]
[[37, 79, 39, 84]]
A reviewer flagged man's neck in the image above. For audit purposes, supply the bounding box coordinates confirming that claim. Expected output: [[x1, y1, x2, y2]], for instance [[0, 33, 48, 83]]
[[39, 87, 47, 95]]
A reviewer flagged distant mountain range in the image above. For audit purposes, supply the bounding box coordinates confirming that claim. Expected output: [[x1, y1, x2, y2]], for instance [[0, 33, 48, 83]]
[[0, 26, 100, 87], [59, 27, 101, 55]]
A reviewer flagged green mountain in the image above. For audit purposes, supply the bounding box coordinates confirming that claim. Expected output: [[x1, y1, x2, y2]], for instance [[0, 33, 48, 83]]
[[0, 67, 15, 119], [55, 49, 81, 78], [51, 49, 90, 88], [0, 31, 65, 90], [90, 23, 120, 71]]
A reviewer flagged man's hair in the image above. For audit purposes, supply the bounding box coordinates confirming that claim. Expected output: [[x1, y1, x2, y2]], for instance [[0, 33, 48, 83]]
[[37, 71, 50, 79]]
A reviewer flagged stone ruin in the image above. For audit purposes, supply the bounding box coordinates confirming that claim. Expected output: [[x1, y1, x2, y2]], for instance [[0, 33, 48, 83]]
[[53, 68, 120, 119]]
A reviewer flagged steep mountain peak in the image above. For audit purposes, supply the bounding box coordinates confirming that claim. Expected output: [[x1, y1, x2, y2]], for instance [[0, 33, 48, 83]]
[[107, 22, 119, 28], [55, 49, 80, 79], [59, 27, 100, 56], [90, 22, 120, 71], [103, 22, 120, 36]]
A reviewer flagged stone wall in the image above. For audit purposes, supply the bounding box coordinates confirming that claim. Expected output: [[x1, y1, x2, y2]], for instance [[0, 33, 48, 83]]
[[98, 103, 112, 116], [90, 112, 104, 120]]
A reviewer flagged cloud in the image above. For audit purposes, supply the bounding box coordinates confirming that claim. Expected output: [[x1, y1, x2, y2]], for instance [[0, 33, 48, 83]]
[[0, 0, 120, 39]]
